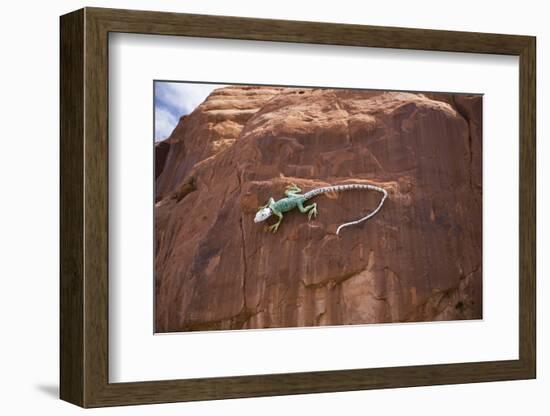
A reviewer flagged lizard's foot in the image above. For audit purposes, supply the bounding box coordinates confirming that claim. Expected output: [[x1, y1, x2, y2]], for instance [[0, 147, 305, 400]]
[[285, 183, 301, 193], [308, 204, 318, 221], [268, 222, 281, 233]]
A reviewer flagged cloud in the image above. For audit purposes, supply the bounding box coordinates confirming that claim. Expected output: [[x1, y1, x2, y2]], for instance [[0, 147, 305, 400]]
[[154, 82, 225, 141], [154, 107, 178, 141]]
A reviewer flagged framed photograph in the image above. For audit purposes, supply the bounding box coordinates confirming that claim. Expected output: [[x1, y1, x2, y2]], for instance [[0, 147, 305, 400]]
[[60, 7, 536, 407]]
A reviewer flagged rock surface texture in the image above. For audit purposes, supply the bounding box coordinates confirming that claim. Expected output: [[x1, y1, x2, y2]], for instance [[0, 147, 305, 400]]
[[155, 86, 482, 332]]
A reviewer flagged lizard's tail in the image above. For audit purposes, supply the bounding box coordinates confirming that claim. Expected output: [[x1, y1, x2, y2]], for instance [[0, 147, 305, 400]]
[[303, 183, 388, 235], [335, 186, 387, 235]]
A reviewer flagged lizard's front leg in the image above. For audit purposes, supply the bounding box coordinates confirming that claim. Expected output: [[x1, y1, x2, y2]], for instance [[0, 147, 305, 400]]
[[267, 205, 283, 233], [297, 200, 318, 221], [259, 197, 275, 210]]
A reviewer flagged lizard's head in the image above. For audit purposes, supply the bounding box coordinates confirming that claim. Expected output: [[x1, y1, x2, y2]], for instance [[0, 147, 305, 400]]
[[254, 207, 272, 223]]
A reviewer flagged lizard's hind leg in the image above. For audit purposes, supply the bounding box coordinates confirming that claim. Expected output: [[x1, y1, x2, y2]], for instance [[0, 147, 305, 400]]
[[284, 184, 302, 196], [297, 200, 317, 221]]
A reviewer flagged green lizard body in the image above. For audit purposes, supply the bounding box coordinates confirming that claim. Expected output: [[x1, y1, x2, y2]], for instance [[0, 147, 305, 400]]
[[254, 184, 317, 233]]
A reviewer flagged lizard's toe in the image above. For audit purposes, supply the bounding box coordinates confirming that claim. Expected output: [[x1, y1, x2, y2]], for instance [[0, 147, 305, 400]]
[[308, 206, 318, 220]]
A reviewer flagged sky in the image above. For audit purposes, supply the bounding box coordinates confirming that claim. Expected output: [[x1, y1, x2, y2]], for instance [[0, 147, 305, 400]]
[[154, 82, 226, 141]]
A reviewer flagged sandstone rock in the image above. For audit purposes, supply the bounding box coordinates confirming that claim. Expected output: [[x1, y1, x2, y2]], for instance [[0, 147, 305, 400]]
[[154, 86, 482, 332]]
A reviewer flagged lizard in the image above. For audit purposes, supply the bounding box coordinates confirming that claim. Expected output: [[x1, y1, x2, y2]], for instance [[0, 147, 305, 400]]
[[254, 183, 388, 235]]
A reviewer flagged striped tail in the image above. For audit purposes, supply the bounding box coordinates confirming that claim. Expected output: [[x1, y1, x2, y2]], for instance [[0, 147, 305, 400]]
[[303, 183, 388, 235]]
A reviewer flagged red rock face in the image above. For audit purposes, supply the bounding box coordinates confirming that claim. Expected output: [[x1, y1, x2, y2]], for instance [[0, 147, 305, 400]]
[[154, 86, 482, 332]]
